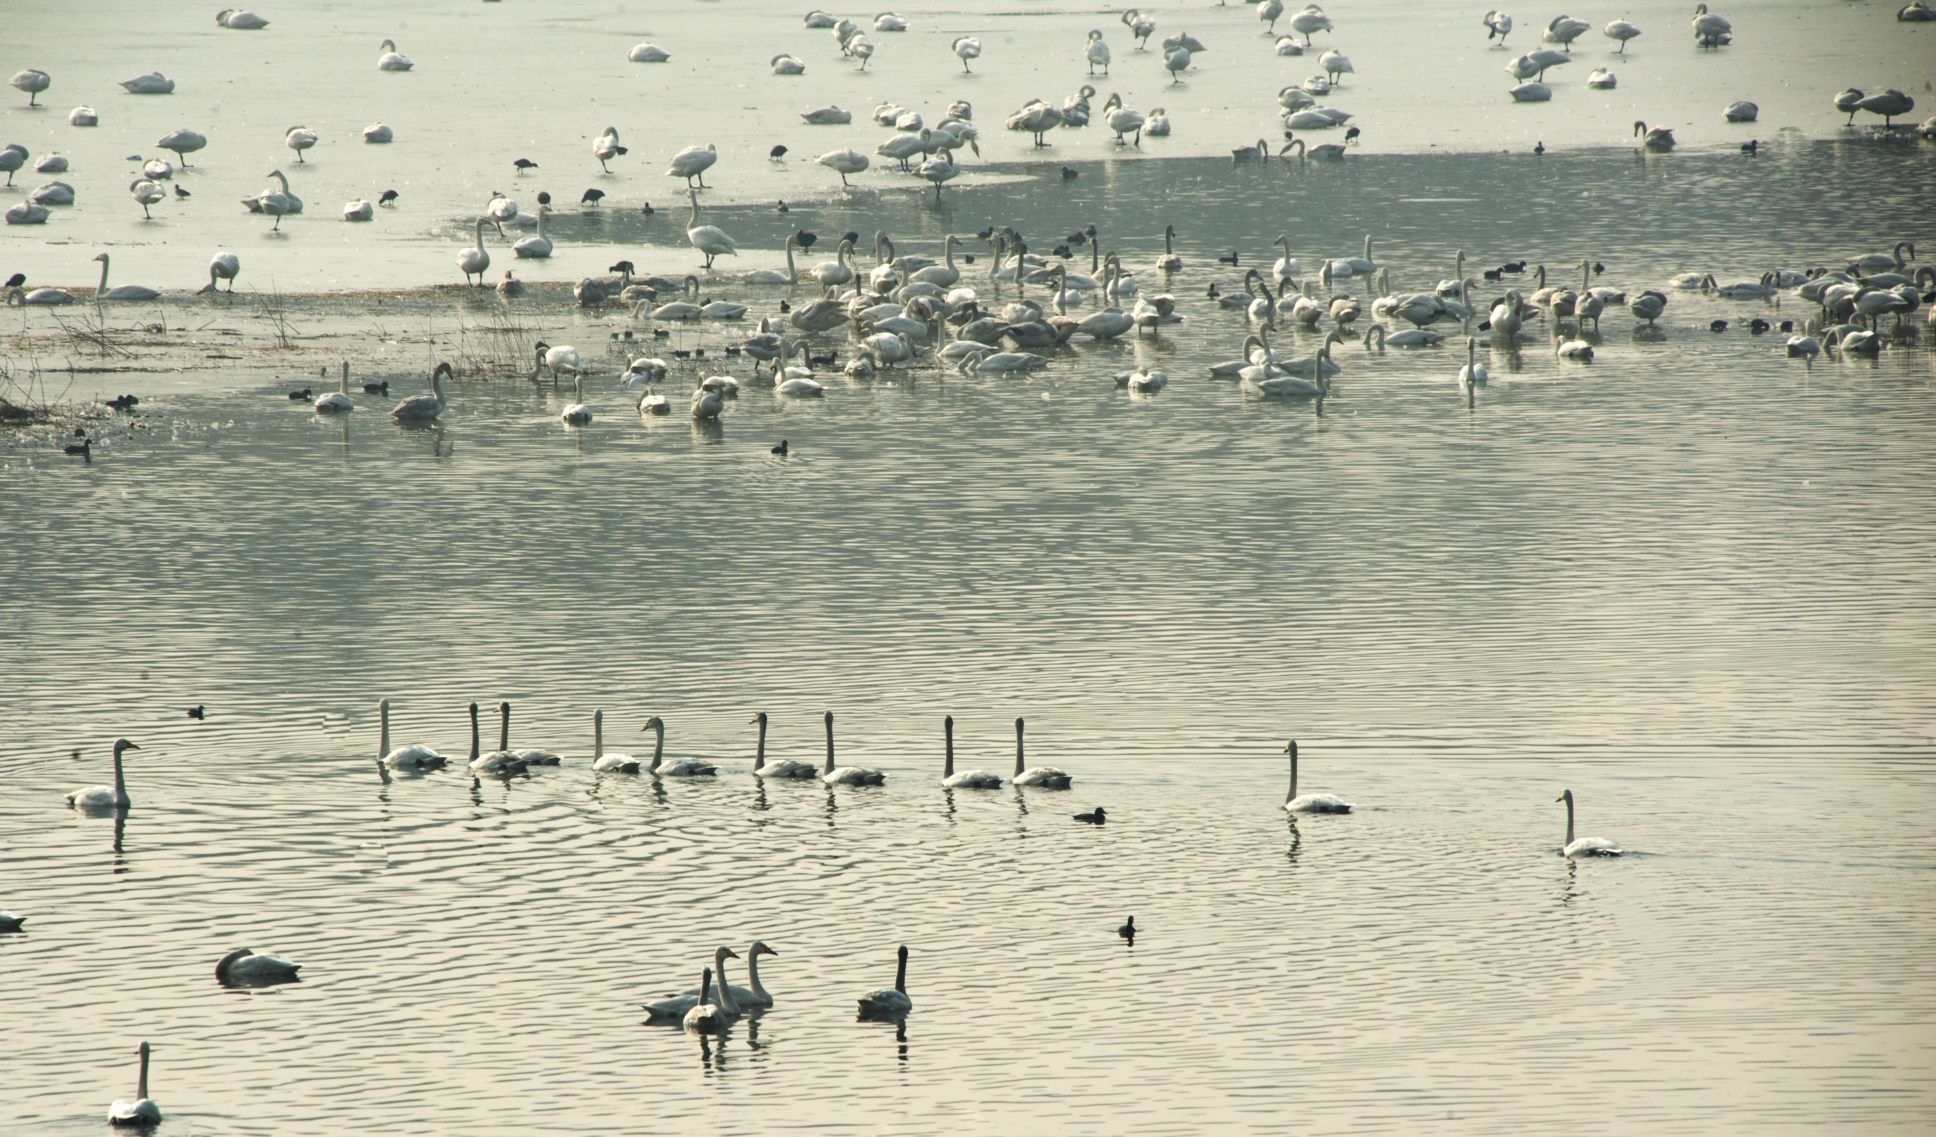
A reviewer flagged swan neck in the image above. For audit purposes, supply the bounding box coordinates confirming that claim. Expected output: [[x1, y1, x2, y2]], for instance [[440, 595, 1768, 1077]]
[[652, 723, 664, 768], [137, 1044, 149, 1099], [594, 711, 602, 759], [747, 950, 770, 1001], [1564, 794, 1575, 846], [340, 362, 349, 396], [112, 743, 127, 804], [785, 239, 797, 282], [469, 704, 479, 761], [1015, 719, 1025, 776], [379, 700, 390, 758], [498, 704, 510, 752], [824, 714, 835, 774], [894, 950, 908, 994], [713, 948, 740, 1014], [97, 258, 109, 297], [754, 717, 765, 769], [1287, 744, 1298, 802], [944, 717, 954, 777]]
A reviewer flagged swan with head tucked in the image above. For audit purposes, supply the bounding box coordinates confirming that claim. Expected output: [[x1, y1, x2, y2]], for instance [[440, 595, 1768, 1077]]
[[66, 739, 139, 813], [821, 712, 887, 785], [1557, 789, 1622, 856], [641, 717, 718, 777], [750, 712, 819, 778], [92, 254, 160, 301], [108, 1042, 161, 1127], [644, 946, 743, 1018], [1283, 740, 1352, 813], [214, 947, 301, 986], [1011, 717, 1072, 787], [858, 945, 912, 1018], [378, 698, 447, 769], [377, 39, 413, 71], [941, 715, 1004, 788]]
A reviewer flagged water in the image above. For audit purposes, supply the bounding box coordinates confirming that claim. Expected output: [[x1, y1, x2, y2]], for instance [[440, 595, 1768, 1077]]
[[5, 3, 1936, 1134]]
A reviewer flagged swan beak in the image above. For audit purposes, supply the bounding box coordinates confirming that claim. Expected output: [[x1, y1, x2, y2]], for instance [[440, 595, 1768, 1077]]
[[725, 949, 741, 959], [747, 714, 761, 724], [760, 946, 778, 956], [1554, 793, 1565, 802]]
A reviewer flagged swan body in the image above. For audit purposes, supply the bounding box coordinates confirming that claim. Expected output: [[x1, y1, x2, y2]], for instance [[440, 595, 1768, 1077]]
[[5, 202, 50, 225], [66, 739, 139, 813], [1558, 789, 1622, 855], [1009, 717, 1071, 787], [1725, 100, 1758, 122], [640, 717, 718, 777], [1692, 4, 1731, 47], [1483, 10, 1513, 44], [377, 39, 413, 70], [1510, 82, 1551, 102], [108, 1043, 161, 1127], [772, 53, 806, 75], [1365, 325, 1443, 348], [668, 143, 718, 188], [30, 180, 76, 206], [1603, 19, 1641, 50], [685, 191, 737, 268], [316, 365, 354, 413], [120, 72, 175, 94], [71, 105, 98, 125], [10, 69, 51, 106], [219, 9, 269, 28], [157, 128, 206, 165], [1459, 337, 1489, 386], [1586, 68, 1616, 89], [589, 710, 640, 773], [35, 154, 68, 174], [592, 126, 627, 172], [1554, 329, 1594, 360], [392, 362, 451, 421], [858, 946, 912, 1018], [1086, 29, 1111, 75], [1785, 335, 1821, 359], [941, 718, 1004, 788], [377, 698, 447, 768], [1118, 368, 1167, 393], [629, 43, 670, 63], [1290, 7, 1333, 45], [1543, 15, 1590, 49], [1318, 50, 1353, 84], [513, 204, 553, 259], [953, 36, 982, 72], [803, 105, 852, 124], [215, 948, 301, 986], [344, 198, 373, 221], [285, 126, 317, 161], [561, 375, 593, 425], [1283, 741, 1352, 813], [749, 712, 820, 778], [198, 251, 240, 293]]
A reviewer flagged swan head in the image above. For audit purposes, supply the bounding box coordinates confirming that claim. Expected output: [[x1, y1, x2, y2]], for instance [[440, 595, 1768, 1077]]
[[749, 941, 778, 958], [380, 38, 397, 51], [640, 716, 665, 735], [1556, 789, 1574, 804], [715, 946, 741, 962], [114, 739, 140, 756], [749, 711, 766, 726]]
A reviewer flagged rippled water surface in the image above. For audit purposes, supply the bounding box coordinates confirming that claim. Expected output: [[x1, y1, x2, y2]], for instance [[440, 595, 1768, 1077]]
[[4, 10, 1936, 1132]]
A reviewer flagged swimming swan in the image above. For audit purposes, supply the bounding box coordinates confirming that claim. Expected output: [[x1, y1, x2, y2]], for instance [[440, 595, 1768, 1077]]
[[822, 711, 887, 785], [1283, 740, 1353, 812], [641, 716, 718, 777], [857, 945, 912, 1018], [679, 941, 780, 1007], [66, 739, 139, 813], [750, 711, 819, 778], [591, 710, 641, 773], [108, 1042, 161, 1127], [1011, 717, 1072, 787], [644, 945, 742, 1018], [391, 362, 451, 420], [470, 701, 527, 775], [214, 947, 301, 986], [941, 715, 1004, 788], [1557, 789, 1622, 856], [378, 698, 448, 769]]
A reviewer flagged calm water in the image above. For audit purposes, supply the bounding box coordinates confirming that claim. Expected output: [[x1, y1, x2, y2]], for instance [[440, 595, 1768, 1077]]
[[5, 7, 1936, 1134]]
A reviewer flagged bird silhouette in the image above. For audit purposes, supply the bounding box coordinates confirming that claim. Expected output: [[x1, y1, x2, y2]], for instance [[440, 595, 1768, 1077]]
[[770, 144, 788, 159], [771, 440, 789, 456], [514, 158, 538, 172], [581, 188, 605, 204], [378, 189, 399, 205], [187, 705, 205, 720]]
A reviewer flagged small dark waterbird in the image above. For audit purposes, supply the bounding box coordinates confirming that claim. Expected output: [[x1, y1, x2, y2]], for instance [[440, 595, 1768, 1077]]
[[1118, 916, 1135, 940], [771, 440, 788, 456], [186, 705, 204, 720], [1075, 806, 1107, 824], [513, 158, 538, 172], [378, 189, 398, 205]]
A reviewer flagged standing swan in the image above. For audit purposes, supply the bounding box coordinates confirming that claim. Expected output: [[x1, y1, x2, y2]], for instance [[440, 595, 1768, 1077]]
[[108, 1042, 161, 1127], [1012, 717, 1073, 787], [198, 251, 240, 294], [391, 362, 450, 421], [857, 945, 912, 1018], [941, 715, 1004, 788], [458, 217, 491, 285], [66, 739, 139, 813], [822, 711, 887, 785], [685, 188, 737, 268], [1557, 789, 1622, 856], [750, 712, 820, 778], [1283, 740, 1352, 813]]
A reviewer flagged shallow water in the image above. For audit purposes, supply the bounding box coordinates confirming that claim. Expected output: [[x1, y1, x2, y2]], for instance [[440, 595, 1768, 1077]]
[[5, 5, 1936, 1135]]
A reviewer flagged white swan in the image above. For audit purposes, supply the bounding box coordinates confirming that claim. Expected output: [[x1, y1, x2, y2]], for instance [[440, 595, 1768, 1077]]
[[316, 363, 354, 413], [66, 739, 138, 813], [1510, 81, 1551, 102], [485, 192, 518, 237], [1318, 49, 1354, 84], [1011, 717, 1072, 787], [513, 204, 553, 259], [1553, 326, 1594, 360], [1542, 14, 1590, 49], [677, 941, 780, 1007], [1085, 29, 1111, 75], [1557, 789, 1622, 856], [528, 341, 582, 382], [120, 72, 175, 95], [561, 374, 593, 425], [458, 217, 491, 284], [71, 105, 98, 125], [683, 969, 726, 1033], [218, 9, 269, 29], [1586, 68, 1616, 89], [639, 716, 717, 777], [1459, 337, 1489, 387], [1603, 19, 1641, 51], [857, 945, 912, 1018], [668, 143, 718, 188], [685, 189, 736, 268], [108, 1043, 161, 1127], [1290, 6, 1334, 45], [952, 36, 982, 73], [1364, 324, 1443, 348], [214, 948, 301, 986], [644, 946, 742, 1018], [1483, 10, 1513, 44], [802, 105, 852, 124], [157, 128, 206, 166], [590, 710, 641, 773], [92, 254, 159, 301], [285, 125, 317, 162], [1283, 741, 1352, 813], [391, 362, 450, 421], [821, 711, 886, 785], [1691, 4, 1731, 48], [1724, 100, 1758, 123], [377, 698, 447, 768], [10, 69, 51, 107], [743, 235, 800, 285], [361, 123, 393, 143], [377, 39, 413, 71], [940, 715, 1003, 788], [593, 126, 627, 172], [749, 712, 819, 778], [629, 43, 670, 63], [470, 701, 527, 775], [344, 198, 373, 221], [197, 251, 240, 293], [772, 52, 806, 75]]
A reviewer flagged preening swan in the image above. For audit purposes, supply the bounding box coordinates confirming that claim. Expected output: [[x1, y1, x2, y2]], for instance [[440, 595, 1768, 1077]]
[[197, 251, 240, 293], [377, 39, 413, 71], [391, 362, 451, 421], [953, 36, 982, 72], [284, 126, 316, 162], [640, 716, 718, 777], [593, 126, 627, 172], [1011, 717, 1072, 787], [1557, 789, 1622, 855], [214, 947, 301, 987], [1086, 29, 1111, 74], [93, 254, 160, 301], [10, 69, 51, 107], [941, 715, 1004, 788], [772, 53, 806, 75], [1483, 10, 1514, 44], [1542, 15, 1589, 50], [378, 697, 447, 768], [822, 711, 887, 785], [1283, 741, 1352, 813], [857, 945, 912, 1019], [591, 710, 641, 773], [750, 712, 819, 778], [1603, 19, 1641, 51], [66, 739, 139, 813], [219, 10, 269, 30], [1691, 4, 1731, 48], [108, 1042, 161, 1127], [458, 217, 491, 284]]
